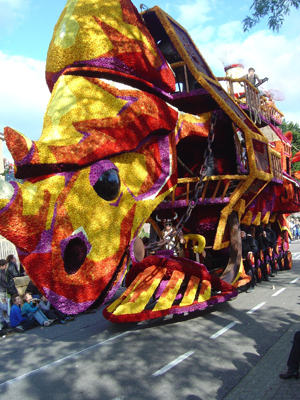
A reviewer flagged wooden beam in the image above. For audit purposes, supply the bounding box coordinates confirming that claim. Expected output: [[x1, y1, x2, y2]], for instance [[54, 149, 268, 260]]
[[212, 179, 222, 201]]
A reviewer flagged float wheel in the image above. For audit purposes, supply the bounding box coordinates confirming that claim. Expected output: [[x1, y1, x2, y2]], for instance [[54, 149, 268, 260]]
[[265, 262, 271, 276], [279, 257, 285, 271], [284, 251, 292, 270], [256, 267, 262, 283]]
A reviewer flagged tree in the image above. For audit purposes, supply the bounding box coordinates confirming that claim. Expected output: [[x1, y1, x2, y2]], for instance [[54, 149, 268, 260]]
[[243, 0, 300, 32], [281, 119, 300, 171]]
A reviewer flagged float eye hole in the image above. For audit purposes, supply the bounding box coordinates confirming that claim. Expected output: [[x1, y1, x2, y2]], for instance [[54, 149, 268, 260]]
[[92, 169, 120, 201]]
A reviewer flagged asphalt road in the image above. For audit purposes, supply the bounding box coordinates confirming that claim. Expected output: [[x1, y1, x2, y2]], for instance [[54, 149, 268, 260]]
[[1, 242, 300, 400]]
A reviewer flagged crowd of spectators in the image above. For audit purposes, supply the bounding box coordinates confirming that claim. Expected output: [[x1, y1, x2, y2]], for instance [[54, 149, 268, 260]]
[[0, 254, 75, 334]]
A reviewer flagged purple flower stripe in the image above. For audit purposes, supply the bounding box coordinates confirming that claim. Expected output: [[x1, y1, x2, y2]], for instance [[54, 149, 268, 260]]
[[172, 88, 208, 100], [175, 121, 183, 143], [57, 171, 76, 187], [155, 280, 168, 299], [89, 160, 118, 186], [78, 130, 91, 144], [51, 56, 173, 95], [109, 192, 123, 207], [116, 95, 139, 115], [168, 290, 238, 315], [16, 248, 29, 256], [102, 264, 128, 304], [156, 250, 174, 258], [155, 48, 170, 72], [43, 287, 94, 314], [0, 181, 18, 216], [15, 142, 35, 167], [60, 231, 92, 259], [33, 205, 57, 254], [157, 197, 230, 209]]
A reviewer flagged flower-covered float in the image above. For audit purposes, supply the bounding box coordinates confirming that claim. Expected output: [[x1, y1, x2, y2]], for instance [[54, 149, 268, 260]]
[[0, 0, 297, 322]]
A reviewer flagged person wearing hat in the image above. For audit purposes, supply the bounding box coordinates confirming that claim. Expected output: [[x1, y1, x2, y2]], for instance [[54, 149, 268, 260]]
[[157, 214, 186, 257]]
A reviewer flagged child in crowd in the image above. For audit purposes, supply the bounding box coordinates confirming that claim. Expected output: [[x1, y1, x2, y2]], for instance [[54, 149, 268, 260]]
[[9, 294, 37, 332], [22, 292, 54, 327], [38, 295, 74, 324]]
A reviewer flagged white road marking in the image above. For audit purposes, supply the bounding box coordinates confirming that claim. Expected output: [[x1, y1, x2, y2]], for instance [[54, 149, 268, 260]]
[[292, 252, 300, 259], [246, 302, 266, 314], [290, 277, 300, 284], [210, 321, 238, 339], [272, 287, 286, 297], [0, 330, 131, 388], [152, 350, 195, 377]]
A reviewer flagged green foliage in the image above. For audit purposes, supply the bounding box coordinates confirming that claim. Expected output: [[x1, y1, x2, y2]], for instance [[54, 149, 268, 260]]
[[243, 0, 300, 32], [281, 118, 300, 171]]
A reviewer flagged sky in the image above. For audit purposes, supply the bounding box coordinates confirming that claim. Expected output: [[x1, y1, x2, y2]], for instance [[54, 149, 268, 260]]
[[0, 0, 299, 162]]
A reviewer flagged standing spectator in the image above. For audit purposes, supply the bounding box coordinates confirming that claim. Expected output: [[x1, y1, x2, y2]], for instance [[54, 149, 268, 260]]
[[9, 294, 36, 332], [0, 298, 8, 331], [295, 219, 300, 240], [289, 219, 295, 241], [22, 293, 54, 327], [0, 259, 9, 330], [279, 331, 300, 379], [0, 259, 8, 303], [6, 254, 23, 296]]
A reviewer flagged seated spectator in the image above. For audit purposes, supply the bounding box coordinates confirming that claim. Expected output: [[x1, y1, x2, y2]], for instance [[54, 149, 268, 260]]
[[22, 293, 54, 327], [9, 294, 36, 332], [38, 295, 74, 324]]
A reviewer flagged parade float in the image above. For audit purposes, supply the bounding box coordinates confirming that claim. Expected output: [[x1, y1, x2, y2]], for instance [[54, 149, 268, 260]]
[[0, 0, 297, 322]]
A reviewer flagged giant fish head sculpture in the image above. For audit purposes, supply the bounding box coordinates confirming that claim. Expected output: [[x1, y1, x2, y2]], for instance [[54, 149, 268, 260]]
[[0, 0, 211, 314]]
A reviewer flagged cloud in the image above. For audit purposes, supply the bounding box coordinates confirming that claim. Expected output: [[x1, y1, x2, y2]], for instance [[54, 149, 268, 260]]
[[0, 0, 31, 35], [176, 0, 215, 30], [217, 21, 243, 41], [0, 51, 50, 161], [189, 25, 216, 44]]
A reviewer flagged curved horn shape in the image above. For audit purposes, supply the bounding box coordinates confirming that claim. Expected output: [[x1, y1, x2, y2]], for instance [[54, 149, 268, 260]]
[[4, 127, 33, 164], [173, 212, 178, 220], [156, 215, 161, 222]]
